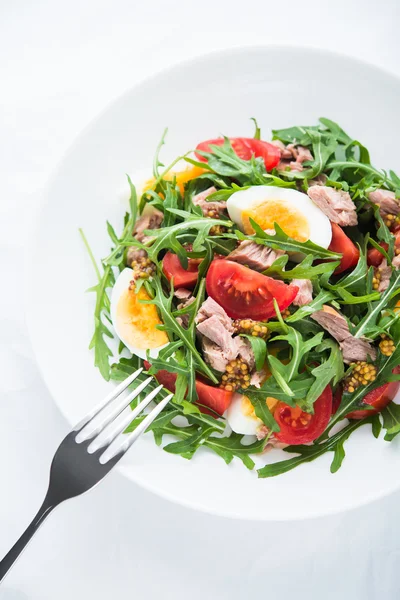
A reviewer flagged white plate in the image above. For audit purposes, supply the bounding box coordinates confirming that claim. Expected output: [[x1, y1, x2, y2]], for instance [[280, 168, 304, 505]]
[[27, 46, 400, 520]]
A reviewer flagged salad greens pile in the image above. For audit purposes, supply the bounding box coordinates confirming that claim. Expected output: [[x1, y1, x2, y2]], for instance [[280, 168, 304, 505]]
[[81, 117, 400, 477]]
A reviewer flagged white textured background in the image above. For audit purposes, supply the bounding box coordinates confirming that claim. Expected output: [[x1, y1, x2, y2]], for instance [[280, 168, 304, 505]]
[[1, 1, 400, 598]]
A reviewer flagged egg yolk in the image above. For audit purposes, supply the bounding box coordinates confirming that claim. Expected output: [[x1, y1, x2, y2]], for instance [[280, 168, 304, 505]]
[[242, 396, 279, 420], [116, 287, 169, 350], [144, 164, 206, 194], [242, 199, 310, 242]]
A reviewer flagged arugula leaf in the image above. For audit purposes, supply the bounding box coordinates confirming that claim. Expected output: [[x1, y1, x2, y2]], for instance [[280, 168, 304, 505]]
[[272, 125, 317, 146], [303, 340, 344, 410], [335, 288, 381, 305], [319, 117, 353, 145], [241, 221, 341, 260], [80, 229, 115, 380], [257, 418, 375, 478], [354, 271, 400, 338], [273, 328, 323, 382], [264, 254, 339, 280], [241, 335, 267, 371], [286, 290, 335, 322], [197, 138, 267, 184], [327, 343, 400, 432], [381, 402, 400, 441], [251, 117, 261, 140], [144, 277, 218, 383]]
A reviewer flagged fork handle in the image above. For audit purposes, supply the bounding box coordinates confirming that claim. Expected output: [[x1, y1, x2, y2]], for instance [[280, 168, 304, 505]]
[[0, 495, 55, 583]]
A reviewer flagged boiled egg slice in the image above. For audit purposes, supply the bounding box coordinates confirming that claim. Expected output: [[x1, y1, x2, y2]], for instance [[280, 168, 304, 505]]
[[111, 268, 169, 359], [226, 392, 279, 436], [227, 185, 332, 251]]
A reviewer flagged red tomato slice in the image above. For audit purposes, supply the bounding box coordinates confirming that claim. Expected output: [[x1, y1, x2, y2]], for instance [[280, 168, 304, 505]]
[[163, 252, 200, 289], [274, 386, 333, 444], [195, 137, 281, 171], [144, 362, 233, 416], [344, 366, 400, 419], [367, 232, 400, 267], [328, 223, 360, 274], [205, 259, 298, 320]]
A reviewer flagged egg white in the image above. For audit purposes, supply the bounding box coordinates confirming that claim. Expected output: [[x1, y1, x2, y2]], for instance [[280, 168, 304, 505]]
[[110, 268, 169, 360], [225, 393, 263, 436], [227, 185, 332, 251]]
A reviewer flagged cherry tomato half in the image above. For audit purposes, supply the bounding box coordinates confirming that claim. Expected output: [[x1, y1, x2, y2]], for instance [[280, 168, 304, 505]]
[[163, 252, 200, 289], [205, 259, 299, 321], [273, 386, 333, 444], [328, 223, 359, 274], [195, 137, 281, 171], [144, 362, 233, 416]]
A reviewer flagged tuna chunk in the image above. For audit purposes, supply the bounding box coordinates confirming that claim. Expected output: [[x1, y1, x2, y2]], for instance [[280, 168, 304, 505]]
[[311, 305, 349, 342], [195, 297, 234, 332], [377, 258, 393, 292], [368, 189, 400, 216], [276, 142, 314, 172], [309, 174, 328, 187], [292, 279, 313, 307], [133, 208, 164, 242], [271, 140, 293, 160], [196, 297, 255, 370], [307, 186, 357, 227], [227, 240, 284, 271], [192, 187, 227, 217], [392, 255, 400, 269], [311, 305, 377, 363], [339, 338, 377, 363], [201, 338, 230, 372], [174, 288, 193, 301], [197, 315, 237, 354]]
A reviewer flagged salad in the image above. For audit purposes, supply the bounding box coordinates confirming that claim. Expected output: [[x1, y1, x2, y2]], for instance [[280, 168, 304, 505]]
[[81, 117, 400, 477]]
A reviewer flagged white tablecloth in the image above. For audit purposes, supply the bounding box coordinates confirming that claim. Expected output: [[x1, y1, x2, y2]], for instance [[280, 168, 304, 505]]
[[1, 1, 400, 598]]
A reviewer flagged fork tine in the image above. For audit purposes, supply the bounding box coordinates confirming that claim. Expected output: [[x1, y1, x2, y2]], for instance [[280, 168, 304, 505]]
[[88, 384, 164, 453], [76, 376, 154, 443], [100, 393, 174, 464], [73, 368, 144, 433]]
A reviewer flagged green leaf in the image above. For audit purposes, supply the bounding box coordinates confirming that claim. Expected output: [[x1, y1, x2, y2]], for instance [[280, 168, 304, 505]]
[[243, 221, 341, 260], [304, 340, 344, 410], [145, 277, 218, 383], [251, 117, 261, 140], [241, 335, 267, 371], [381, 402, 400, 441], [319, 117, 353, 145], [267, 354, 294, 397], [272, 125, 317, 146], [286, 290, 336, 323], [335, 287, 381, 305], [354, 271, 400, 338], [245, 375, 314, 406], [264, 253, 338, 280], [126, 175, 138, 228], [257, 418, 374, 478]]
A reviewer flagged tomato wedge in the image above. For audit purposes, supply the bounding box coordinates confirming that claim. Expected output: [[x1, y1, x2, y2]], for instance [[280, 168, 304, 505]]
[[328, 223, 359, 274], [163, 252, 200, 289], [367, 231, 400, 267], [336, 366, 400, 419], [274, 386, 333, 444], [144, 362, 233, 416], [205, 259, 298, 320], [195, 137, 281, 171]]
